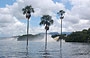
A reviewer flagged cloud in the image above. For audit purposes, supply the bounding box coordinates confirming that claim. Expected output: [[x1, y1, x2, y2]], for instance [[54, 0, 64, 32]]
[[0, 14, 26, 37], [0, 0, 65, 37], [49, 0, 90, 32], [68, 0, 90, 30], [70, 0, 90, 19], [0, 6, 27, 37], [0, 0, 90, 37]]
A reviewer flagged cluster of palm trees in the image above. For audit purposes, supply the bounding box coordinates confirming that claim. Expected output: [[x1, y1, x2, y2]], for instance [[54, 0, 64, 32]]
[[22, 5, 65, 54]]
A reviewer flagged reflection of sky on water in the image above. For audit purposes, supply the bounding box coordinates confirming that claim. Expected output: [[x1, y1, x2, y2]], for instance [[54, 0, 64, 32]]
[[0, 35, 90, 58]]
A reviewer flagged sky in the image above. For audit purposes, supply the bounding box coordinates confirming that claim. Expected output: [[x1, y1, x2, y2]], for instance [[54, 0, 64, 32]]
[[0, 0, 90, 37]]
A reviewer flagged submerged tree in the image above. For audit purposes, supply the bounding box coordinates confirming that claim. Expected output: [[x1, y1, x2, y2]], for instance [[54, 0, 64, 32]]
[[57, 10, 65, 58], [40, 15, 53, 53], [57, 10, 65, 47], [22, 5, 34, 52]]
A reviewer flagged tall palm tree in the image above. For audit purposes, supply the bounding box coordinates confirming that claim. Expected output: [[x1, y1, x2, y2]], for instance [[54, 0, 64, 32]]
[[22, 5, 34, 52], [40, 15, 53, 53], [57, 10, 65, 58]]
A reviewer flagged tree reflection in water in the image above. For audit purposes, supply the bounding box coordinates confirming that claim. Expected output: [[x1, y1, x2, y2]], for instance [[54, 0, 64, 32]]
[[60, 48, 62, 58], [43, 52, 52, 58], [26, 47, 30, 58]]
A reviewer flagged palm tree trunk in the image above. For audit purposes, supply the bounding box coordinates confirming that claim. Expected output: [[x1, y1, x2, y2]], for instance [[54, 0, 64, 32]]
[[60, 18, 62, 58], [60, 19, 62, 49], [26, 19, 29, 54], [45, 29, 47, 53]]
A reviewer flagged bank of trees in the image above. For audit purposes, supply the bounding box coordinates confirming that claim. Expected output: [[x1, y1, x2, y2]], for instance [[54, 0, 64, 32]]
[[65, 28, 90, 42]]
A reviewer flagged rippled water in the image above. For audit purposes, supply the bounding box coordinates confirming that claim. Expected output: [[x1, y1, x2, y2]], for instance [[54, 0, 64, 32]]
[[0, 36, 90, 58]]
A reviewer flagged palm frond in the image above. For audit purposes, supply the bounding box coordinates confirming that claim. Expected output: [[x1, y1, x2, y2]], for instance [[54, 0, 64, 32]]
[[31, 8, 34, 13], [40, 20, 45, 25], [50, 20, 54, 24], [22, 5, 34, 15], [57, 10, 65, 16], [40, 15, 54, 27]]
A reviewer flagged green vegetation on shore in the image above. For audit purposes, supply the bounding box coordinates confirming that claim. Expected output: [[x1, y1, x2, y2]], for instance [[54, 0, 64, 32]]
[[51, 28, 90, 42], [65, 28, 90, 42]]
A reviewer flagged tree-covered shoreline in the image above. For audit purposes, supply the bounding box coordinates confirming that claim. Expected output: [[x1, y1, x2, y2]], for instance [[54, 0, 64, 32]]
[[65, 28, 90, 42]]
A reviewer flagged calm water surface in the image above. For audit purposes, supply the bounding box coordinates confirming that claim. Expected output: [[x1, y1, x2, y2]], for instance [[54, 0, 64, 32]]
[[0, 36, 90, 58]]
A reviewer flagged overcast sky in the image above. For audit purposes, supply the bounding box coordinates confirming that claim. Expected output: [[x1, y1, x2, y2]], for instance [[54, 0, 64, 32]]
[[0, 0, 90, 37]]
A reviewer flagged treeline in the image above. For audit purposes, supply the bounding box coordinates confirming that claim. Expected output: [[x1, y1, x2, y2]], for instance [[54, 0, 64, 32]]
[[65, 28, 90, 42]]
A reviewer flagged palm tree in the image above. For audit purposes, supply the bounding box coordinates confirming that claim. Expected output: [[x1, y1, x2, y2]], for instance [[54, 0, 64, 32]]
[[57, 10, 65, 58], [40, 15, 53, 53], [22, 5, 34, 52]]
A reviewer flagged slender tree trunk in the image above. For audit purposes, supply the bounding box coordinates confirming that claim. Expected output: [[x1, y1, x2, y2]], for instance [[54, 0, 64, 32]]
[[26, 19, 29, 54], [60, 18, 62, 58], [45, 29, 47, 53], [60, 19, 62, 49]]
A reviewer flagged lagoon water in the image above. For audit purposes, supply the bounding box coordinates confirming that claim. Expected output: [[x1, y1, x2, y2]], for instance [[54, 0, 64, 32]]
[[0, 34, 90, 58]]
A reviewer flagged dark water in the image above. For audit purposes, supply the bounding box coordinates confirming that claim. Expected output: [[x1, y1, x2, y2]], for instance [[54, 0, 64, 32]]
[[0, 35, 90, 58]]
